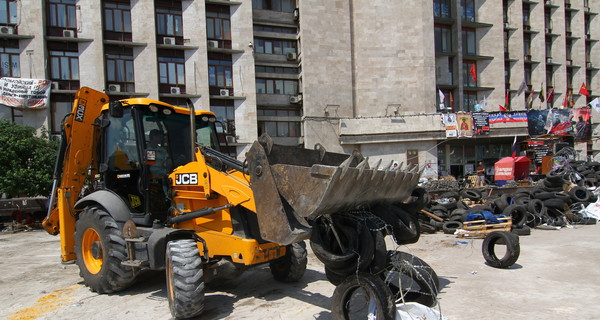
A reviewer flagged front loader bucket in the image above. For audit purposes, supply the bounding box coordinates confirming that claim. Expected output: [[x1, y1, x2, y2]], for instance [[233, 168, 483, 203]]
[[246, 135, 421, 245]]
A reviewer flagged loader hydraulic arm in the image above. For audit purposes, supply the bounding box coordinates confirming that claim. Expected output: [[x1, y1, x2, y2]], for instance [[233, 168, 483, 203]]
[[42, 87, 109, 262]]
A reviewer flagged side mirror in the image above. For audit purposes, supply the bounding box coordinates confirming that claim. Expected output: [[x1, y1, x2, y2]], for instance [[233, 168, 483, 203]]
[[109, 101, 124, 118]]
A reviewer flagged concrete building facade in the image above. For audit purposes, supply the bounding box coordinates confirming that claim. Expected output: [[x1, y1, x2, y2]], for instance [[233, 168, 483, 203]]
[[1, 0, 599, 178]]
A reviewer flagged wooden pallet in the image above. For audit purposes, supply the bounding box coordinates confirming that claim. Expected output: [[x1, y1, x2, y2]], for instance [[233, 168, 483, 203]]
[[456, 217, 512, 238]]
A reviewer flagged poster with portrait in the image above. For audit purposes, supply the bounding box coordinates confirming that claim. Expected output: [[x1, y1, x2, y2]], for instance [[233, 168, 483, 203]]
[[443, 113, 458, 138], [571, 108, 592, 141], [546, 109, 573, 135], [472, 112, 490, 136], [527, 110, 549, 136], [457, 113, 473, 137]]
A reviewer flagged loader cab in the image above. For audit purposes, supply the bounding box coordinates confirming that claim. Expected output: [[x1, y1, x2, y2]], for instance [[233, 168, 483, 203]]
[[101, 100, 220, 225]]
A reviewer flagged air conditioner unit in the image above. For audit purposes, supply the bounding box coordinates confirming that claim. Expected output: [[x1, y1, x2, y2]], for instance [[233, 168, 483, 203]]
[[290, 95, 302, 104], [545, 28, 552, 34], [286, 52, 297, 61], [587, 62, 593, 68], [63, 29, 75, 38], [293, 8, 299, 20], [0, 26, 15, 35], [219, 89, 230, 96], [567, 60, 573, 66], [468, 17, 475, 22], [51, 82, 60, 90], [108, 84, 121, 92], [170, 87, 181, 94], [163, 37, 176, 45], [504, 22, 510, 29], [547, 57, 553, 63], [207, 40, 219, 48]]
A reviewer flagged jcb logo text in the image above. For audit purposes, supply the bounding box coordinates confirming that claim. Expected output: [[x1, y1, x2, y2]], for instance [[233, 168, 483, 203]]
[[175, 173, 198, 185]]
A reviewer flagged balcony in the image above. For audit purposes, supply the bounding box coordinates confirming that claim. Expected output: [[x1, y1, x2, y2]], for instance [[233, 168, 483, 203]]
[[0, 25, 35, 40]]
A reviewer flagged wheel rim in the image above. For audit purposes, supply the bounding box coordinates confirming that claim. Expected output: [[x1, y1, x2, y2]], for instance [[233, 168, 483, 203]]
[[82, 228, 103, 274], [166, 253, 175, 302]]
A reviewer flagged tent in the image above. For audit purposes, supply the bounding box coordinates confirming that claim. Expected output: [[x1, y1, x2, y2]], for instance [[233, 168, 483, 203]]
[[494, 156, 531, 181]]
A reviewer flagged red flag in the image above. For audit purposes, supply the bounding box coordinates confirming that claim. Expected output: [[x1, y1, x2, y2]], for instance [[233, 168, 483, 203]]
[[470, 64, 477, 83], [546, 88, 554, 103], [579, 82, 590, 97], [562, 94, 569, 108], [449, 92, 454, 109], [511, 136, 518, 158], [505, 90, 510, 108], [499, 105, 507, 111]]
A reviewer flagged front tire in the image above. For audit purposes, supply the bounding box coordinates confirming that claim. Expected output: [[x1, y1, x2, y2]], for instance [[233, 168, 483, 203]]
[[270, 241, 308, 282], [74, 205, 135, 293], [166, 239, 205, 319]]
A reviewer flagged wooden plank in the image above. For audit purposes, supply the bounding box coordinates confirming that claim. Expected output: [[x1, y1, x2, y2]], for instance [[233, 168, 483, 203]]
[[420, 209, 444, 222]]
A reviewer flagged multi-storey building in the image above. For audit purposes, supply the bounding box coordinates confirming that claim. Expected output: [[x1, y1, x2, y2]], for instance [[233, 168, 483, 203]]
[[1, 0, 598, 178]]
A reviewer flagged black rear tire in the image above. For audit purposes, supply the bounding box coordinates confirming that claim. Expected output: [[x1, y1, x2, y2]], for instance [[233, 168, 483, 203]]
[[482, 231, 520, 268], [331, 273, 397, 320], [270, 241, 308, 282], [74, 205, 135, 294], [166, 239, 205, 319]]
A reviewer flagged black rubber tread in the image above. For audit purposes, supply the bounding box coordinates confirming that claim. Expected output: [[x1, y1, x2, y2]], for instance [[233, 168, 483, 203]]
[[325, 266, 347, 286], [568, 186, 591, 203], [457, 201, 469, 209], [429, 219, 444, 230], [525, 199, 545, 216], [331, 273, 397, 320], [543, 198, 566, 210], [166, 239, 205, 319], [442, 221, 463, 234], [460, 189, 482, 201], [429, 205, 448, 214], [440, 200, 458, 211], [492, 197, 509, 213], [390, 205, 421, 244], [309, 222, 357, 269], [74, 206, 135, 294], [545, 207, 565, 218], [578, 217, 597, 225], [270, 241, 308, 282], [511, 225, 531, 236], [543, 185, 564, 192], [502, 204, 528, 227], [370, 231, 388, 274], [515, 188, 532, 196], [534, 191, 556, 201], [406, 187, 429, 211], [514, 196, 531, 206], [379, 251, 440, 307], [553, 192, 573, 205], [543, 178, 563, 188], [419, 222, 437, 234], [482, 231, 520, 268]]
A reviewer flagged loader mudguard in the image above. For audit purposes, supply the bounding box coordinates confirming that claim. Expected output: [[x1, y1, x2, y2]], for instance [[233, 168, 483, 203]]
[[74, 190, 134, 223], [145, 228, 198, 270]]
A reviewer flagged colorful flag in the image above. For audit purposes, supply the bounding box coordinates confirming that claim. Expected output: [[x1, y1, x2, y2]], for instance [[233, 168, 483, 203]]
[[511, 136, 518, 158], [562, 94, 569, 108], [517, 81, 528, 96], [590, 97, 600, 113], [579, 82, 589, 97], [539, 85, 545, 103], [438, 89, 446, 109], [482, 95, 487, 110], [526, 87, 535, 108], [546, 88, 554, 103], [499, 105, 507, 111], [568, 89, 574, 107], [470, 64, 477, 83]]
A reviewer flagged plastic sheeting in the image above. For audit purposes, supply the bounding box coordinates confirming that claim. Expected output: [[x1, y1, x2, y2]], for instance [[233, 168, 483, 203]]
[[395, 302, 448, 320]]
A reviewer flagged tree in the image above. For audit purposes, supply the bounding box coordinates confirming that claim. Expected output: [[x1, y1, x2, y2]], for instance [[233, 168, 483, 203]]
[[0, 121, 58, 197]]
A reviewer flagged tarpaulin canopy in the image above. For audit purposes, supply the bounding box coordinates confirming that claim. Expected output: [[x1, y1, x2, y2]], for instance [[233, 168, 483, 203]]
[[494, 156, 531, 181]]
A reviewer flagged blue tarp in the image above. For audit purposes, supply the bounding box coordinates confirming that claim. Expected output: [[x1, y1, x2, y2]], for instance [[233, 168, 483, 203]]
[[464, 210, 506, 224]]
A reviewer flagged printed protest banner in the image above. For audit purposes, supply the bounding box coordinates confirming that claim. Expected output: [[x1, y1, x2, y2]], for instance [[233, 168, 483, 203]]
[[457, 113, 473, 137], [546, 109, 573, 135], [527, 110, 549, 136], [572, 107, 591, 141], [489, 111, 528, 124], [443, 113, 458, 138], [472, 112, 489, 136], [0, 77, 51, 108]]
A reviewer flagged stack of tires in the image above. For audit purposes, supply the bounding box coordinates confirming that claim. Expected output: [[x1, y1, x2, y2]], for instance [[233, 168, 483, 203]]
[[417, 188, 485, 235], [566, 161, 600, 188]]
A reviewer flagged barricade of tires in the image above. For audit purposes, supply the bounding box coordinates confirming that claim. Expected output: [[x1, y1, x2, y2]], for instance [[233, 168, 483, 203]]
[[418, 168, 598, 236]]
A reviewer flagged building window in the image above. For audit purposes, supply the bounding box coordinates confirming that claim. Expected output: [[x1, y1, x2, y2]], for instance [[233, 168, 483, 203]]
[[51, 96, 72, 134], [50, 50, 79, 80], [434, 0, 451, 18], [463, 91, 477, 111], [461, 0, 475, 21], [525, 64, 532, 85], [105, 48, 134, 87], [211, 101, 235, 134], [254, 38, 297, 55], [0, 41, 20, 77], [252, 0, 295, 13], [257, 109, 301, 137], [206, 6, 231, 40], [158, 56, 185, 85], [463, 61, 476, 87], [103, 2, 132, 33], [462, 29, 476, 55], [253, 25, 296, 34], [48, 0, 77, 28], [156, 7, 182, 36], [208, 59, 233, 88], [435, 26, 452, 53], [0, 0, 18, 24], [256, 78, 298, 95], [255, 65, 298, 74]]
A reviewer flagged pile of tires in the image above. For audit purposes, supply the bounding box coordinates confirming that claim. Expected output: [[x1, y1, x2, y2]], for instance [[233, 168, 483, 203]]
[[416, 188, 485, 235]]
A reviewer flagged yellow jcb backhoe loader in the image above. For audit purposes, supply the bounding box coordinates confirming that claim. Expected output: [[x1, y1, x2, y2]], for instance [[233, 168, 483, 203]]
[[42, 87, 423, 319]]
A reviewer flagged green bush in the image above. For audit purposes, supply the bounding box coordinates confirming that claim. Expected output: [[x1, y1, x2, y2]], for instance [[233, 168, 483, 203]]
[[0, 120, 58, 197]]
